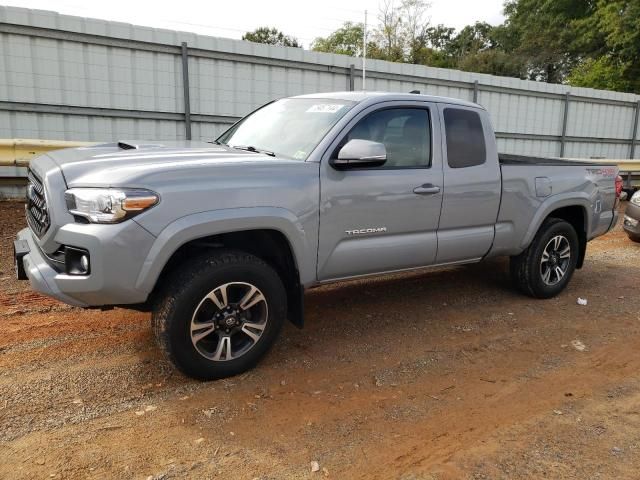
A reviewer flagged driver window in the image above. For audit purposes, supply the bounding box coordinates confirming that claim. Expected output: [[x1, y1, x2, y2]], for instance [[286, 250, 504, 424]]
[[346, 108, 431, 168]]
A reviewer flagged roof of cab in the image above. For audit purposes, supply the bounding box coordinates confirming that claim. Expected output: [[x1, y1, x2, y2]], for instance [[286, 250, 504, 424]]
[[291, 91, 483, 109]]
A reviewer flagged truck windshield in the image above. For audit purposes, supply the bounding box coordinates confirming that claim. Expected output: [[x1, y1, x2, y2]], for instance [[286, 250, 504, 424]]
[[216, 98, 356, 160]]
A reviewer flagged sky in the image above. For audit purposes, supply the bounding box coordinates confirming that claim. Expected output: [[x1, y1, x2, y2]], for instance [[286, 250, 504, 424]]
[[3, 0, 505, 48]]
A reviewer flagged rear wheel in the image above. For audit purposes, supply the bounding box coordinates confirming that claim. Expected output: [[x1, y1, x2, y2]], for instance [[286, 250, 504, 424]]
[[510, 218, 579, 298], [628, 233, 640, 243], [152, 250, 286, 380]]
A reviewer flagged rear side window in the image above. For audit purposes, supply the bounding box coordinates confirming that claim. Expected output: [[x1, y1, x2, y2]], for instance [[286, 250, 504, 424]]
[[443, 108, 486, 168]]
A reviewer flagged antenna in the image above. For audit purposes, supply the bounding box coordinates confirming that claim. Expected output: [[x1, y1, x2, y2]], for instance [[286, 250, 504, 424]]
[[363, 9, 367, 91]]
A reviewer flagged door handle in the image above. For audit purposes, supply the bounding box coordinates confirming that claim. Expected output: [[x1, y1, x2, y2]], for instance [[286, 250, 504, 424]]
[[413, 183, 441, 195]]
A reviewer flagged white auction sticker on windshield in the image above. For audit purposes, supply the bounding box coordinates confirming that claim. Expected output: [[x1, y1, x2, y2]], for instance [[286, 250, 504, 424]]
[[306, 104, 345, 113]]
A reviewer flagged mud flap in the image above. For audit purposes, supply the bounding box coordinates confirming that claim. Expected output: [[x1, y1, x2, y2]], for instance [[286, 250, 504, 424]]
[[576, 235, 587, 269], [288, 283, 304, 328]]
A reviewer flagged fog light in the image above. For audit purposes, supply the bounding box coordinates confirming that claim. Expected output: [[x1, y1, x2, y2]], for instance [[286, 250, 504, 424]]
[[624, 215, 639, 228], [80, 255, 89, 272], [65, 247, 90, 275]]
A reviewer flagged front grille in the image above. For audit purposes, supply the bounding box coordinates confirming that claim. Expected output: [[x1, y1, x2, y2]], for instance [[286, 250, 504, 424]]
[[26, 170, 50, 237]]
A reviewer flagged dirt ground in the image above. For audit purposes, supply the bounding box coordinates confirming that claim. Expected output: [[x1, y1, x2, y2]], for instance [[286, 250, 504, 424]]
[[1, 200, 639, 480]]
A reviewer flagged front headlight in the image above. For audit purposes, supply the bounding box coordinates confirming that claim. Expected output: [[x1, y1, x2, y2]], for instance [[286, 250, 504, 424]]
[[64, 188, 159, 223], [631, 191, 640, 207]]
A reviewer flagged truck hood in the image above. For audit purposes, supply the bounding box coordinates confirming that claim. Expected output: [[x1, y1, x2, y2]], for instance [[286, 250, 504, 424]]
[[37, 141, 300, 187]]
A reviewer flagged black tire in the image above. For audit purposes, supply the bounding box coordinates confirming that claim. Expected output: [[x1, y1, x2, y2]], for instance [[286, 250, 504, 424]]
[[628, 234, 640, 243], [510, 218, 579, 299], [152, 249, 287, 380], [623, 189, 635, 201]]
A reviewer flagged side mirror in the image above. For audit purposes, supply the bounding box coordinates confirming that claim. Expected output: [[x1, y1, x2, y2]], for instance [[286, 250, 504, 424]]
[[330, 139, 387, 170]]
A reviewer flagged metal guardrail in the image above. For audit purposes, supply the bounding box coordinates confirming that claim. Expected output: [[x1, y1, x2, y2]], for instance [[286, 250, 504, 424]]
[[0, 139, 93, 167], [572, 158, 640, 170], [567, 158, 640, 190], [0, 139, 93, 198]]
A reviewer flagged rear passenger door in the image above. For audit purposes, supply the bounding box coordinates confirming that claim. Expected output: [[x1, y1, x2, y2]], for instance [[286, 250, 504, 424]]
[[436, 104, 501, 263]]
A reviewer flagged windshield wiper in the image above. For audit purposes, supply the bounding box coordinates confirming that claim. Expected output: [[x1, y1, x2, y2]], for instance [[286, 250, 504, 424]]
[[231, 145, 276, 157]]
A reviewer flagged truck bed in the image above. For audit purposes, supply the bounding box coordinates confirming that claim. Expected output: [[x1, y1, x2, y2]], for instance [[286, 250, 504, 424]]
[[490, 155, 619, 259]]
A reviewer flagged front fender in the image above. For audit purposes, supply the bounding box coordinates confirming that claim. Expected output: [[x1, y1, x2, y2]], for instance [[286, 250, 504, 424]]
[[134, 207, 314, 294]]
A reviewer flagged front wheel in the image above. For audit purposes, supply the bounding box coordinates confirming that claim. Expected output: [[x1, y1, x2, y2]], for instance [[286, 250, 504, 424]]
[[510, 218, 579, 298], [152, 250, 287, 380], [628, 233, 640, 243]]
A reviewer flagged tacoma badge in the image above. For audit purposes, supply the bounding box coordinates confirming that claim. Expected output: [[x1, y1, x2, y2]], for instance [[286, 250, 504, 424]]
[[345, 227, 388, 235]]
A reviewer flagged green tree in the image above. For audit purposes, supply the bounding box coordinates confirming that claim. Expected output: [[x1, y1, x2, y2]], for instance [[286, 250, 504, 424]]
[[501, 0, 599, 83], [311, 22, 389, 61], [424, 25, 455, 50], [594, 0, 640, 62], [407, 25, 458, 68], [374, 0, 406, 61], [449, 22, 496, 56], [567, 56, 631, 92], [242, 27, 301, 48], [401, 0, 431, 64], [589, 0, 640, 93], [447, 22, 525, 77], [308, 0, 640, 94], [311, 22, 364, 56], [411, 22, 524, 76], [458, 49, 525, 78]]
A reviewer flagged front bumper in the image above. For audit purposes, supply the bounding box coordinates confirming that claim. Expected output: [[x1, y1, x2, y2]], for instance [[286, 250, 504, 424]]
[[15, 228, 87, 306], [623, 202, 640, 236], [15, 220, 157, 307]]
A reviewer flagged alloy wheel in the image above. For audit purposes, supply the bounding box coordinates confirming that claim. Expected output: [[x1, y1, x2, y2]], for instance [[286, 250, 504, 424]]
[[540, 235, 571, 286], [190, 282, 268, 361]]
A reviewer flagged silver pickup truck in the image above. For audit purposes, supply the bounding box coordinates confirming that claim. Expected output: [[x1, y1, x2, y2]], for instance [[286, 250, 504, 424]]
[[14, 92, 622, 380]]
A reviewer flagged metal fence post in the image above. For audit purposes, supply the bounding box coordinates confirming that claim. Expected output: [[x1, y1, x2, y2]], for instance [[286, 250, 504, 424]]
[[560, 92, 570, 157], [348, 64, 355, 91], [473, 80, 479, 103], [630, 100, 640, 160], [181, 42, 192, 140]]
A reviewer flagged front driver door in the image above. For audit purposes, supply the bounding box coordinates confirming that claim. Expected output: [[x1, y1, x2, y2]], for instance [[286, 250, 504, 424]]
[[317, 101, 444, 281]]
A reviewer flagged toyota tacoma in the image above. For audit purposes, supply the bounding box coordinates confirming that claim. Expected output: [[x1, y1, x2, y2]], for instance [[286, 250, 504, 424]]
[[14, 92, 622, 379]]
